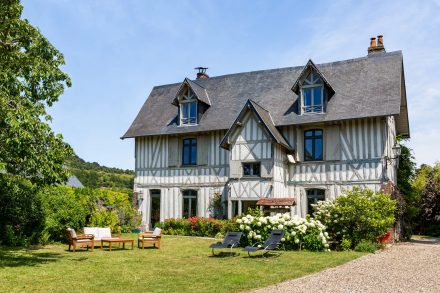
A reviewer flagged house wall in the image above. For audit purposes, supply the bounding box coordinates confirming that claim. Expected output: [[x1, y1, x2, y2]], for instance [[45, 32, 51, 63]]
[[280, 116, 397, 217], [134, 130, 229, 228], [134, 116, 399, 223]]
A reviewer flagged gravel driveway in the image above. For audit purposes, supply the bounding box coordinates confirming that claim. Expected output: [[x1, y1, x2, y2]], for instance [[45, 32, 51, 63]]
[[252, 238, 440, 293]]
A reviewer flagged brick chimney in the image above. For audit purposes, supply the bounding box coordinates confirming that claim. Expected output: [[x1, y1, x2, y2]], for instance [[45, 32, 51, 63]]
[[195, 67, 209, 79], [368, 35, 386, 55]]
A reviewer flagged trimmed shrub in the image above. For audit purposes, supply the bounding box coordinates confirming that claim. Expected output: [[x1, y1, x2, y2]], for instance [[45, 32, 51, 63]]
[[313, 187, 396, 248]]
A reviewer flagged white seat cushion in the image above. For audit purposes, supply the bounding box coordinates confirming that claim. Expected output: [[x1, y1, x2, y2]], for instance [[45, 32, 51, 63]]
[[153, 228, 162, 236], [84, 227, 98, 237], [67, 228, 77, 239], [77, 239, 92, 243], [98, 227, 112, 239]]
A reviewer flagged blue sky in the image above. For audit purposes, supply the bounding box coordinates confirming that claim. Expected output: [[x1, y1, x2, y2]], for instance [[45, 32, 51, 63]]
[[22, 0, 440, 170]]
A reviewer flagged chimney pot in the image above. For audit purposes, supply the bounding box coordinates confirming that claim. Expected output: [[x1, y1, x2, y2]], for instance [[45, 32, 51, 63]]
[[368, 35, 385, 55], [195, 67, 209, 79], [377, 35, 384, 47]]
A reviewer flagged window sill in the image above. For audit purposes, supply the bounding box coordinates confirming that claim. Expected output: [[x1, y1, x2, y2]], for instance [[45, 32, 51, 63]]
[[301, 112, 325, 115]]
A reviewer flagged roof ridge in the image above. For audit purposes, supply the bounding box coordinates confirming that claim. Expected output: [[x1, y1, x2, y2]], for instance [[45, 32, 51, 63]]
[[152, 51, 402, 89]]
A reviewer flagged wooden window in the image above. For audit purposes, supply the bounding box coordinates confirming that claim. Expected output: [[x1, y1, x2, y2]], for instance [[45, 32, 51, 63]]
[[243, 162, 261, 177], [306, 189, 325, 214], [304, 129, 323, 161], [182, 138, 197, 165], [180, 88, 197, 125], [302, 71, 324, 113], [183, 190, 197, 218]]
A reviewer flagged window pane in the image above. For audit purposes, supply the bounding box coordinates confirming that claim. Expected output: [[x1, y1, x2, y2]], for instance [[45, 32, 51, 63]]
[[253, 164, 261, 176], [191, 144, 197, 165], [315, 130, 323, 136], [243, 164, 251, 176], [189, 102, 197, 124], [313, 87, 322, 106], [304, 89, 312, 107], [315, 138, 323, 160], [183, 198, 189, 218], [305, 139, 313, 161], [183, 145, 190, 165], [190, 197, 197, 217], [305, 130, 313, 137]]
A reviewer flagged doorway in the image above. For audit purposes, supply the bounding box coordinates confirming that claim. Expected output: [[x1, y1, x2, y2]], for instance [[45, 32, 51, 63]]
[[150, 190, 161, 228]]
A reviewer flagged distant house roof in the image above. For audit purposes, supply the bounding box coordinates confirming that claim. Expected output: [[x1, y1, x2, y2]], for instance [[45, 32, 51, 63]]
[[122, 51, 409, 139], [65, 175, 84, 188]]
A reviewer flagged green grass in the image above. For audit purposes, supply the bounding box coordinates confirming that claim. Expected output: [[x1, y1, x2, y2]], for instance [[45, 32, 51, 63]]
[[0, 235, 364, 293]]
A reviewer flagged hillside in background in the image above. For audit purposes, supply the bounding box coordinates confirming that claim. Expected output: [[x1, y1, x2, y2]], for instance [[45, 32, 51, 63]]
[[66, 155, 134, 190]]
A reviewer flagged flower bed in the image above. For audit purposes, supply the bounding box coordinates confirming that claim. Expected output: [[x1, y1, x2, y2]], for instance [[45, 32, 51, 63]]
[[156, 217, 238, 238], [236, 212, 330, 251]]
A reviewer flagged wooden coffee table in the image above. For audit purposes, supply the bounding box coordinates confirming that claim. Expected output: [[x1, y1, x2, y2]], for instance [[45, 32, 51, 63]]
[[100, 238, 134, 251]]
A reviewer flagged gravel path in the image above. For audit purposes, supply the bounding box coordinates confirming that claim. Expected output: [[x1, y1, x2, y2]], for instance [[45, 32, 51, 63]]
[[253, 238, 440, 293]]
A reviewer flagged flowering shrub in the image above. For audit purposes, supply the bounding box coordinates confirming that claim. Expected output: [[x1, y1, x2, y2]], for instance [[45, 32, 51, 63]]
[[313, 188, 396, 249], [236, 211, 330, 251], [156, 217, 238, 238]]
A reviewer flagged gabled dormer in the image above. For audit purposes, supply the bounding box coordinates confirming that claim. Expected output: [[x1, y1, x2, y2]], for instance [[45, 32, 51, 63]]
[[291, 60, 335, 115], [172, 78, 210, 126]]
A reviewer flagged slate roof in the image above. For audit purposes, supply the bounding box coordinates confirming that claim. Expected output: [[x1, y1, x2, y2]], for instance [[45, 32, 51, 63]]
[[122, 51, 409, 139], [220, 99, 292, 150]]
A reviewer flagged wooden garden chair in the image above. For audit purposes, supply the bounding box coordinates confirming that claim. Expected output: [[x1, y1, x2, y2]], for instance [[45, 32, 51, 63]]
[[66, 228, 95, 252], [138, 228, 162, 249]]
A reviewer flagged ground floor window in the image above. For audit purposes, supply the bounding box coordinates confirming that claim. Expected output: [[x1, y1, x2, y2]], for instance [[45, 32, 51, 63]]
[[150, 190, 161, 228], [183, 190, 197, 218], [306, 189, 325, 215], [231, 201, 239, 218], [231, 200, 258, 217], [242, 201, 258, 214]]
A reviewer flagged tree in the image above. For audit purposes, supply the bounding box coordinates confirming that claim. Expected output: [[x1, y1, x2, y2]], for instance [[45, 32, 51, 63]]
[[396, 140, 417, 238], [420, 173, 440, 223], [0, 0, 72, 185]]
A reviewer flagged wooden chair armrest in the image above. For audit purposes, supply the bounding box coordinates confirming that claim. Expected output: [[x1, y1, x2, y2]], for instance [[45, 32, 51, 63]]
[[77, 234, 94, 240]]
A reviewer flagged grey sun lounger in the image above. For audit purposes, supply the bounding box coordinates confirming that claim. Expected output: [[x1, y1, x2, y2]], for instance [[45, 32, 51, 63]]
[[243, 230, 285, 257], [209, 231, 242, 256]]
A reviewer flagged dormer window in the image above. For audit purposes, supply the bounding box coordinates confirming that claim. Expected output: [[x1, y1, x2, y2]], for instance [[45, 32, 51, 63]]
[[302, 72, 323, 114], [180, 88, 197, 126]]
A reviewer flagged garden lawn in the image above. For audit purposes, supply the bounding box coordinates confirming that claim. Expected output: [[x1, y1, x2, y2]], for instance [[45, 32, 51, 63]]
[[0, 235, 364, 293]]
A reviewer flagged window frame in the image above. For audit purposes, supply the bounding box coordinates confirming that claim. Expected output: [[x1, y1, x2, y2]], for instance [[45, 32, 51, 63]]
[[304, 129, 323, 161], [182, 189, 197, 218], [301, 71, 324, 114], [179, 87, 198, 126], [306, 189, 326, 215], [242, 162, 261, 177], [182, 138, 197, 166]]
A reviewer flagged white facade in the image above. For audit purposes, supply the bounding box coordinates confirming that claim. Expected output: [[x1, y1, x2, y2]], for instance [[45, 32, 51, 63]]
[[134, 107, 399, 228]]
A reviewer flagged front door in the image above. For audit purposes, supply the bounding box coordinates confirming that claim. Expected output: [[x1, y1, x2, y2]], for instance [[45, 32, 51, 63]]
[[150, 190, 161, 229]]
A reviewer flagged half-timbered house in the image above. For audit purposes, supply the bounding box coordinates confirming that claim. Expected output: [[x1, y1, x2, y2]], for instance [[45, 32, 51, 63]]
[[122, 36, 410, 228]]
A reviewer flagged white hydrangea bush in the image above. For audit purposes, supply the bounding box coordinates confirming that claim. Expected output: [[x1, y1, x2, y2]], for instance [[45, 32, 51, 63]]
[[236, 212, 330, 251]]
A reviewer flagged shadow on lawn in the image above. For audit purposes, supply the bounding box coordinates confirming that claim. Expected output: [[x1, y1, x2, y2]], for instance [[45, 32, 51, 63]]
[[0, 247, 63, 268]]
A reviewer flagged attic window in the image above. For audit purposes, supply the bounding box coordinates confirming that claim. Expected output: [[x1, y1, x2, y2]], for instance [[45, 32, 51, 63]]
[[301, 72, 324, 114], [180, 87, 197, 126]]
